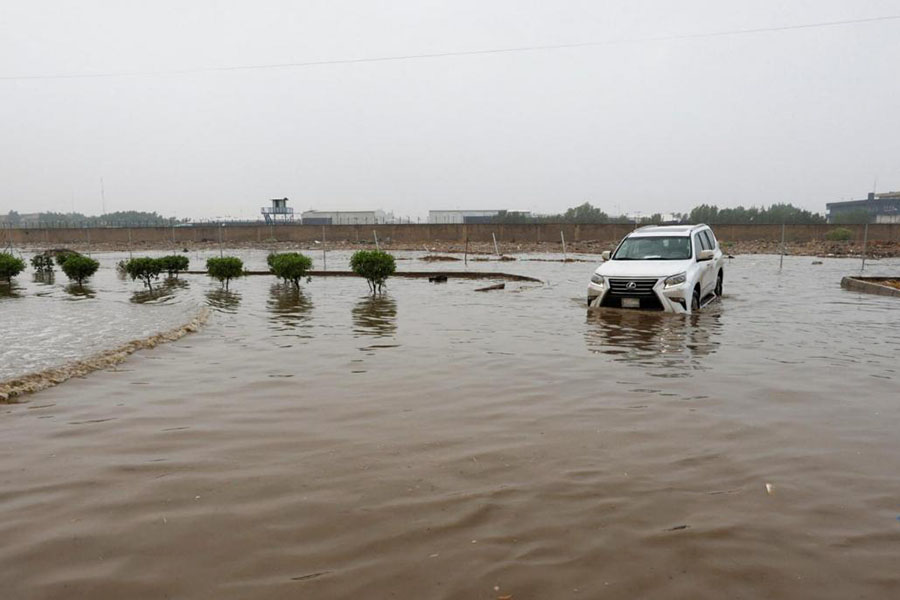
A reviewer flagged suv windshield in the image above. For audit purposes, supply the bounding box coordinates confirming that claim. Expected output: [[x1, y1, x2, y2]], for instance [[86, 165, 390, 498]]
[[613, 236, 692, 260]]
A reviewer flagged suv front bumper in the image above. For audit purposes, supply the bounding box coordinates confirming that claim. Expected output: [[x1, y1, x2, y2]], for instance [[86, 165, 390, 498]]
[[587, 279, 690, 313]]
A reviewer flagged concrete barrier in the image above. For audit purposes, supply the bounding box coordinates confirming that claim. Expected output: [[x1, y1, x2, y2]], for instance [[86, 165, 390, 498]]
[[840, 276, 900, 297], [7, 223, 900, 246]]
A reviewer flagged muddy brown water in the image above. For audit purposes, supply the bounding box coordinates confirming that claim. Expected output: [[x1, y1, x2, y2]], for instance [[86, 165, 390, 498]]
[[1, 251, 899, 599]]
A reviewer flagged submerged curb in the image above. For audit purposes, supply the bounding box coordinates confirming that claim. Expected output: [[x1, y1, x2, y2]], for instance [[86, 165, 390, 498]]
[[184, 270, 543, 283], [840, 276, 900, 298], [0, 308, 210, 403]]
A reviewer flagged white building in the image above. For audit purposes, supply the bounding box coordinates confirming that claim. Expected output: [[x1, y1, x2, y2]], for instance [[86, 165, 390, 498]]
[[428, 210, 531, 224], [301, 210, 389, 225]]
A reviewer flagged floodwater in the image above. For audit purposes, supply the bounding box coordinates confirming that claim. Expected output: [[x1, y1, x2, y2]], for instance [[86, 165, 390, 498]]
[[1, 251, 899, 599]]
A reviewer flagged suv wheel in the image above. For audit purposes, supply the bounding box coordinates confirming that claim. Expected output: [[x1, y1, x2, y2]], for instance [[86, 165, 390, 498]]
[[715, 271, 723, 297], [691, 286, 701, 312]]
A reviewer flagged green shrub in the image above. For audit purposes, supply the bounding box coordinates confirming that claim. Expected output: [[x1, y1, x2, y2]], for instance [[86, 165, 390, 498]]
[[0, 253, 26, 283], [125, 257, 163, 290], [30, 253, 55, 274], [54, 249, 81, 266], [206, 256, 244, 289], [269, 252, 313, 287], [60, 255, 100, 286], [825, 227, 853, 242], [350, 250, 396, 294], [159, 255, 190, 278]]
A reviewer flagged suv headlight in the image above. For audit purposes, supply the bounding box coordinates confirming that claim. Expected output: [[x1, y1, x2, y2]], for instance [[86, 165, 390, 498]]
[[590, 273, 605, 286], [664, 272, 686, 288]]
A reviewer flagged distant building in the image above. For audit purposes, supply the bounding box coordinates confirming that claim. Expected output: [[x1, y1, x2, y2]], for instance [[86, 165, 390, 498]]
[[301, 209, 389, 225], [826, 192, 900, 224], [261, 198, 295, 224], [428, 210, 532, 224]]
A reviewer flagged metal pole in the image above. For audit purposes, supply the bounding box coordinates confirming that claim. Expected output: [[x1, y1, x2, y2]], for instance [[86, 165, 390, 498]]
[[861, 222, 868, 271], [492, 232, 500, 257], [128, 228, 133, 259], [561, 230, 567, 261], [218, 225, 224, 257], [322, 225, 327, 270], [464, 237, 469, 266], [373, 230, 379, 251], [779, 223, 785, 270]]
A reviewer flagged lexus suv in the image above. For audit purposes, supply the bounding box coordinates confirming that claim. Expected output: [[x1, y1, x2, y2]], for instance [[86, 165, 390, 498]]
[[587, 224, 724, 313]]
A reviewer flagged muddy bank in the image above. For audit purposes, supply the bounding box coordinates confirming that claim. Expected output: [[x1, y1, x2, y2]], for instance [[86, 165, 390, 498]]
[[16, 238, 900, 258], [0, 309, 209, 402]]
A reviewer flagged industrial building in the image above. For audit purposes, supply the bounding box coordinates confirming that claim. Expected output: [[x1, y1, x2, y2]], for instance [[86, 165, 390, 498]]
[[428, 210, 531, 224], [826, 192, 900, 224], [301, 210, 389, 225]]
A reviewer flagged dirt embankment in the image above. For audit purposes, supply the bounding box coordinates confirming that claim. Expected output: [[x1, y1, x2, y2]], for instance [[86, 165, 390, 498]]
[[15, 238, 900, 258]]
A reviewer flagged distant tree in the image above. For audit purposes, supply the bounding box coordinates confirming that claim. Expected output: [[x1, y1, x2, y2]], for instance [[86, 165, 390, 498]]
[[268, 252, 313, 288], [0, 253, 26, 283], [831, 209, 870, 225], [158, 255, 189, 278], [350, 250, 396, 294], [206, 257, 244, 289], [562, 202, 610, 223], [825, 227, 854, 242], [125, 257, 163, 290], [60, 255, 100, 286], [30, 253, 55, 274], [5, 211, 21, 226]]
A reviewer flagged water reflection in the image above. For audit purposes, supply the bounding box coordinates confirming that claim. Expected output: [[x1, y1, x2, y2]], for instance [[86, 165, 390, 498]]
[[0, 282, 23, 299], [32, 272, 56, 285], [206, 288, 242, 313], [130, 279, 189, 304], [352, 295, 397, 338], [64, 284, 96, 299], [267, 283, 313, 336], [584, 308, 721, 377]]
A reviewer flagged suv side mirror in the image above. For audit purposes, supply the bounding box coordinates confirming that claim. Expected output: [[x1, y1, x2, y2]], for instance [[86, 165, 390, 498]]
[[698, 249, 714, 261], [601, 251, 611, 261]]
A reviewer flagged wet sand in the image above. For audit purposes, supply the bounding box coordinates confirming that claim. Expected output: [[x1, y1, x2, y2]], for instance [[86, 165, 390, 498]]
[[1, 252, 899, 598]]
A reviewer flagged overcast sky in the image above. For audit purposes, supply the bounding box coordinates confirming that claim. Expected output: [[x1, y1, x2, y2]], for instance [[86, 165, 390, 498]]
[[1, 0, 899, 220]]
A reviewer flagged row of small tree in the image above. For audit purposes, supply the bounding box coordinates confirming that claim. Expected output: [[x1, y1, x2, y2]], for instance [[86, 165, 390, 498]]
[[1, 251, 100, 286], [2, 249, 397, 293]]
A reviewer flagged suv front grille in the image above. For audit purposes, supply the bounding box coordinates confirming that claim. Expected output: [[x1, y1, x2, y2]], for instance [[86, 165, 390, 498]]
[[607, 278, 659, 297]]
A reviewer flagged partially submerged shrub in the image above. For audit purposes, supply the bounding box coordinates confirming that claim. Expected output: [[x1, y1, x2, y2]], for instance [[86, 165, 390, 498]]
[[825, 227, 853, 242], [0, 253, 26, 283], [54, 249, 81, 266], [125, 257, 163, 290], [350, 250, 396, 294], [159, 255, 189, 278], [60, 255, 100, 286], [30, 253, 55, 274], [206, 256, 244, 289], [269, 252, 313, 288]]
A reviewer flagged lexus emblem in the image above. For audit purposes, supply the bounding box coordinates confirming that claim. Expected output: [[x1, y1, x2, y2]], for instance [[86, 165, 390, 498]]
[[625, 281, 637, 290]]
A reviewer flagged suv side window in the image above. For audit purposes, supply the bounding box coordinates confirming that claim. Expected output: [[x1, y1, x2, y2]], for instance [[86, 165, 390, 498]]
[[693, 233, 705, 258], [701, 230, 716, 250]]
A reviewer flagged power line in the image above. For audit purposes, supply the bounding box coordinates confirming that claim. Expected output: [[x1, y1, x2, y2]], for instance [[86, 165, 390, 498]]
[[2, 14, 899, 81]]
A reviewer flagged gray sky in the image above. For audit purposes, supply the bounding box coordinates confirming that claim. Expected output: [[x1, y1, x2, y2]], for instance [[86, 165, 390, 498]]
[[2, 0, 899, 220]]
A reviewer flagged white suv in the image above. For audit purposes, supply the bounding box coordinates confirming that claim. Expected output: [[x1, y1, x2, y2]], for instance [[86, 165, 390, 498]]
[[587, 224, 724, 313]]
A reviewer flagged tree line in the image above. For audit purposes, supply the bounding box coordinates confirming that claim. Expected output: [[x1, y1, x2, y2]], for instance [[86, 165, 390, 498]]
[[4, 210, 180, 227], [490, 202, 828, 225]]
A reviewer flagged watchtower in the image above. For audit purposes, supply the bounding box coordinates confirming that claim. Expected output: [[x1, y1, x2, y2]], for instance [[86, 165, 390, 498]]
[[261, 198, 294, 224]]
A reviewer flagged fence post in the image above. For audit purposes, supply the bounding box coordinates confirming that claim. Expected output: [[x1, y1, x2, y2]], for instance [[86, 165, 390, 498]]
[[561, 230, 567, 261], [779, 223, 785, 270], [492, 232, 500, 257], [322, 225, 327, 270], [861, 222, 868, 271], [373, 230, 379, 251]]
